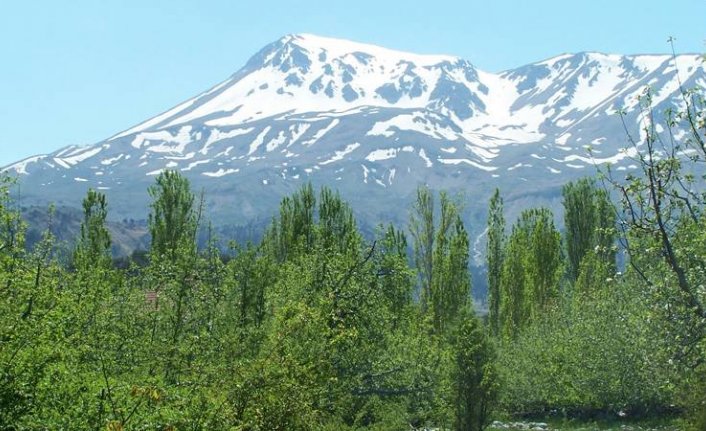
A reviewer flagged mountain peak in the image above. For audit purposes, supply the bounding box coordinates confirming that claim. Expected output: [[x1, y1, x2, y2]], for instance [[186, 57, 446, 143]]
[[107, 34, 485, 133], [270, 33, 460, 67], [37, 35, 703, 159]]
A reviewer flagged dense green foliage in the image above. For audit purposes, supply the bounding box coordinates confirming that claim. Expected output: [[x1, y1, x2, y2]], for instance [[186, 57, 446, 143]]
[[0, 177, 498, 430], [498, 208, 562, 340], [562, 178, 616, 284], [452, 313, 497, 431], [1, 162, 704, 428], [410, 186, 471, 336]]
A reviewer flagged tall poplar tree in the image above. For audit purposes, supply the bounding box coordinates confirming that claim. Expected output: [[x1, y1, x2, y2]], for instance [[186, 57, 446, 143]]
[[499, 223, 528, 340], [410, 185, 435, 313], [73, 188, 111, 271], [486, 189, 505, 337], [562, 178, 616, 284], [499, 208, 561, 338], [148, 170, 198, 262], [452, 312, 497, 431], [410, 186, 472, 334], [525, 208, 562, 316], [147, 170, 201, 384]]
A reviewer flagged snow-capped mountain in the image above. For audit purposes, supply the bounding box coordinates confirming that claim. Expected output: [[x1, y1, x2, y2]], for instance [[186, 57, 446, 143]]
[[4, 34, 705, 253]]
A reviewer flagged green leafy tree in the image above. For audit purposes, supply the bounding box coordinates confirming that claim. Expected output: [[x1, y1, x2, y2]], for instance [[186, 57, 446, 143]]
[[225, 187, 445, 429], [525, 208, 562, 315], [435, 212, 472, 335], [0, 206, 70, 428], [604, 51, 706, 424], [613, 76, 706, 334], [148, 170, 199, 262], [410, 186, 472, 335], [146, 170, 205, 384], [486, 189, 505, 337], [0, 176, 25, 291], [73, 188, 111, 270], [266, 182, 316, 261], [452, 312, 498, 431], [227, 241, 273, 330], [410, 185, 435, 313], [498, 223, 528, 340], [562, 178, 616, 284], [318, 186, 358, 254], [377, 224, 414, 314], [497, 275, 673, 416], [499, 208, 561, 338]]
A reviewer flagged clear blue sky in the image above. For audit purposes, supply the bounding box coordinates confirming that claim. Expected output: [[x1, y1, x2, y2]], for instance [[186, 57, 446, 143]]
[[1, 0, 704, 166]]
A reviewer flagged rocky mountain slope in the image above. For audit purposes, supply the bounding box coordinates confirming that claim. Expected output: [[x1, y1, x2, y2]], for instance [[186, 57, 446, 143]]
[[4, 34, 705, 262]]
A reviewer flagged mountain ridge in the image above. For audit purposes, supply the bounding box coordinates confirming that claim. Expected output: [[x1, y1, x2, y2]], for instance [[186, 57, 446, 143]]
[[7, 34, 703, 171], [2, 34, 704, 264]]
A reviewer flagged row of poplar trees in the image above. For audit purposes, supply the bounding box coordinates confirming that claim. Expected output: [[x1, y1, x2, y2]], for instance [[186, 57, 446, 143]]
[[486, 178, 616, 340]]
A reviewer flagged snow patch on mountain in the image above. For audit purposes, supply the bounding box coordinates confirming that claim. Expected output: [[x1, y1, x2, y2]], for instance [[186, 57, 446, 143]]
[[182, 160, 211, 171], [60, 146, 103, 165], [131, 126, 193, 154], [248, 126, 272, 155], [303, 119, 339, 146], [365, 146, 415, 162], [368, 113, 460, 141], [202, 128, 254, 155], [203, 168, 240, 177], [287, 123, 312, 146], [419, 149, 433, 167], [266, 131, 288, 152], [439, 158, 497, 172], [4, 155, 47, 175], [290, 33, 457, 66], [569, 56, 625, 111], [320, 143, 361, 165]]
